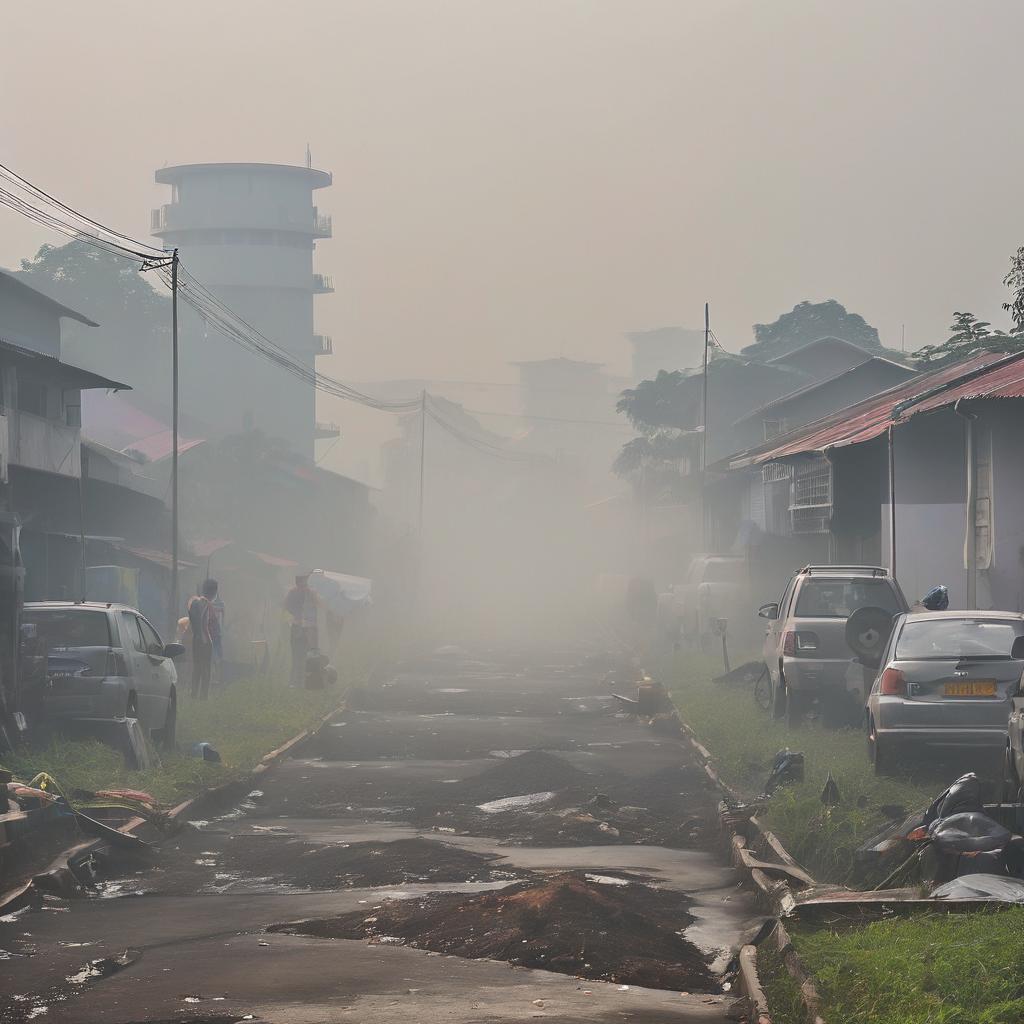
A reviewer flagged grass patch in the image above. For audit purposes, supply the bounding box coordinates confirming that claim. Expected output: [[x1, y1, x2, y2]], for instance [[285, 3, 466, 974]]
[[792, 911, 1024, 1024], [4, 641, 378, 806], [663, 651, 941, 882]]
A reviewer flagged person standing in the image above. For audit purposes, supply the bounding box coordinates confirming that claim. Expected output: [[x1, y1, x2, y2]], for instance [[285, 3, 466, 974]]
[[188, 579, 218, 700], [284, 574, 318, 687]]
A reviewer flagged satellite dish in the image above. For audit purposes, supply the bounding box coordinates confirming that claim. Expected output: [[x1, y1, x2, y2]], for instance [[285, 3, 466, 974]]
[[845, 605, 896, 669]]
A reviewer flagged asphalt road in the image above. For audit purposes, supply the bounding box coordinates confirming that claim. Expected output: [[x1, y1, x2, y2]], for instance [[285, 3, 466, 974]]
[[0, 648, 760, 1023]]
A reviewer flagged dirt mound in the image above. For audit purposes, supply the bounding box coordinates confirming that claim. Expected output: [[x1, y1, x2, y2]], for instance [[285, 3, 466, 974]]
[[451, 750, 589, 803], [272, 871, 715, 991], [226, 836, 522, 888]]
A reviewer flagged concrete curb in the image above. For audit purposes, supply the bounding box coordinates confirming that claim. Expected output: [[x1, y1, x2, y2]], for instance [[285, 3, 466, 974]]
[[0, 696, 346, 914], [667, 704, 826, 1024]]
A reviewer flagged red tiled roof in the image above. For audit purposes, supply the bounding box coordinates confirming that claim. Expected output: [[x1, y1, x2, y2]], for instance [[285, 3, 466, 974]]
[[730, 350, 1024, 468]]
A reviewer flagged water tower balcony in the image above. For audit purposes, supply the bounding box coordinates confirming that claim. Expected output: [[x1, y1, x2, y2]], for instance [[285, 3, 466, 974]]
[[314, 334, 334, 356], [312, 210, 333, 238], [151, 202, 331, 237], [312, 273, 335, 294]]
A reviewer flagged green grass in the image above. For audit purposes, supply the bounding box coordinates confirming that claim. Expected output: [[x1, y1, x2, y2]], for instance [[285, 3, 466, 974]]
[[3, 640, 379, 807], [790, 911, 1024, 1024], [663, 651, 939, 882]]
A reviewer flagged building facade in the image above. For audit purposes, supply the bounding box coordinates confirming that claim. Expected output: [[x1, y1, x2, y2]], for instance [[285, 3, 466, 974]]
[[152, 162, 335, 458]]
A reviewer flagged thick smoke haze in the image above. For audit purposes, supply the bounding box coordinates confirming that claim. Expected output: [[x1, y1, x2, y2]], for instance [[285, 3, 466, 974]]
[[3, 1, 1023, 482]]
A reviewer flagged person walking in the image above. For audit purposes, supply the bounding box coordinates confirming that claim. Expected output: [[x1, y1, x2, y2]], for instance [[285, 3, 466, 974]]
[[188, 579, 219, 700], [284, 574, 318, 687]]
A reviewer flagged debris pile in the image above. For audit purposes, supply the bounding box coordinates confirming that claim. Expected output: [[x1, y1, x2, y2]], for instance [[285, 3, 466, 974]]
[[272, 870, 716, 991]]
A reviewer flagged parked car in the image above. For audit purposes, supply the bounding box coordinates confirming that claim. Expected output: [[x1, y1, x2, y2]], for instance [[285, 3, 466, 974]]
[[662, 554, 749, 648], [22, 601, 184, 749], [759, 565, 908, 726], [867, 610, 1024, 775]]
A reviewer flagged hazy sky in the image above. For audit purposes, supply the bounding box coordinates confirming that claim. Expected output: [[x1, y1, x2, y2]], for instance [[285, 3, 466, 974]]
[[3, 1, 1023, 475]]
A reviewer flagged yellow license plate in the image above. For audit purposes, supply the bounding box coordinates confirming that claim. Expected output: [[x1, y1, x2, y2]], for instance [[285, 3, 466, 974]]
[[944, 680, 997, 697]]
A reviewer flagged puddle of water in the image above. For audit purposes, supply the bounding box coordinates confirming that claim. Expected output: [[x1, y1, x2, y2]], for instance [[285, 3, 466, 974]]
[[434, 688, 469, 694], [476, 792, 556, 814], [488, 750, 531, 758]]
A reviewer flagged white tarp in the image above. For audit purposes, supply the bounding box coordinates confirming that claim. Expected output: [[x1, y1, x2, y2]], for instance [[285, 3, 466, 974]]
[[308, 569, 372, 613]]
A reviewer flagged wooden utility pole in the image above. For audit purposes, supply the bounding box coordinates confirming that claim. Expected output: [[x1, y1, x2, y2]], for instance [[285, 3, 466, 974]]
[[700, 302, 710, 550], [418, 389, 427, 536], [170, 250, 180, 634]]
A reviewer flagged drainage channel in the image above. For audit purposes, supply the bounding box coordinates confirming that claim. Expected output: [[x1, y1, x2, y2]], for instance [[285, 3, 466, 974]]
[[0, 648, 760, 1023]]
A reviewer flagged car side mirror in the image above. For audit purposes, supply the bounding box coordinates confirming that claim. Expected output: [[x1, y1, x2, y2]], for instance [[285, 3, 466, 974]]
[[1012, 636, 1024, 661], [162, 642, 186, 660], [758, 603, 780, 620]]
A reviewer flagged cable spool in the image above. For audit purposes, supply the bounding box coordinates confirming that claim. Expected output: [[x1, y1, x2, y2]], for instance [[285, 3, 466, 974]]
[[845, 605, 897, 669]]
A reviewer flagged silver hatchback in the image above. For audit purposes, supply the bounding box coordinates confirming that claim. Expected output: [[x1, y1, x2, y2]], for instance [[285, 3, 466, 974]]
[[866, 611, 1024, 774]]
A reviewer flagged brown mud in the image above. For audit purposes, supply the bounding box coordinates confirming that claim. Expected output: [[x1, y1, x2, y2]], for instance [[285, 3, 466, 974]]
[[272, 870, 716, 991]]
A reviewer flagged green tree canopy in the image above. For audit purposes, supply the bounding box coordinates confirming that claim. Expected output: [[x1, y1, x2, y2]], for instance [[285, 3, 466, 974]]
[[18, 240, 171, 410], [912, 311, 1022, 370], [742, 299, 883, 361]]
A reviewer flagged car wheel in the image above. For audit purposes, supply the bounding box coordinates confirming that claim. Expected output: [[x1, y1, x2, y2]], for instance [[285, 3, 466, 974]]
[[159, 693, 177, 753], [771, 674, 787, 720], [1001, 745, 1019, 806], [867, 716, 892, 775]]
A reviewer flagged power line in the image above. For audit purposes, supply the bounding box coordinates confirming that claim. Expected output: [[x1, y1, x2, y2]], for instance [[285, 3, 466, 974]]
[[0, 161, 573, 465], [458, 406, 632, 428]]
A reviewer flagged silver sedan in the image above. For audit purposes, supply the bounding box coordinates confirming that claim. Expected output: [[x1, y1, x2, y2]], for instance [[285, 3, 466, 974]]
[[865, 611, 1024, 774]]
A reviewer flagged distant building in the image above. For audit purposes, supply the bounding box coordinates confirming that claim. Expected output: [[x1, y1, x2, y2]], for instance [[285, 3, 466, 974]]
[[152, 161, 335, 458], [626, 327, 706, 383], [511, 358, 624, 483]]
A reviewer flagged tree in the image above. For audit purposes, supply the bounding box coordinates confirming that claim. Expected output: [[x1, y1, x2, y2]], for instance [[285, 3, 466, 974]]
[[18, 240, 171, 411], [1003, 246, 1024, 333], [742, 299, 883, 361], [911, 312, 1019, 370]]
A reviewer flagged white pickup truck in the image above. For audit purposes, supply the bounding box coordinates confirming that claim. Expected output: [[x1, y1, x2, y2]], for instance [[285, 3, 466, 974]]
[[658, 554, 750, 648]]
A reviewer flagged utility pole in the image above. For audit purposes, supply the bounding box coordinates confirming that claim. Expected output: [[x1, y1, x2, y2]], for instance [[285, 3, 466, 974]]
[[700, 302, 710, 550], [170, 249, 180, 634], [418, 389, 426, 537]]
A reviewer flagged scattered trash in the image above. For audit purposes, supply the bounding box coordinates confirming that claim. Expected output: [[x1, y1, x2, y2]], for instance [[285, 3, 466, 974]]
[[192, 742, 222, 763], [66, 949, 141, 986], [476, 792, 557, 814], [820, 771, 841, 807], [933, 873, 1024, 902], [761, 749, 805, 797]]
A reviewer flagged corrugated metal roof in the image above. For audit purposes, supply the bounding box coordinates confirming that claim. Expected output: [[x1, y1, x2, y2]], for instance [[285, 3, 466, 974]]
[[729, 350, 1024, 468]]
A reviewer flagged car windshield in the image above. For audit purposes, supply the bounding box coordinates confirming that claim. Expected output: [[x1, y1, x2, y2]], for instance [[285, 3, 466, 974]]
[[794, 579, 902, 618], [22, 608, 111, 649], [896, 619, 1020, 660]]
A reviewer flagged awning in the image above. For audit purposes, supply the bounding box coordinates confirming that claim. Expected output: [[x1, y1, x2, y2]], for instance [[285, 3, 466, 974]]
[[308, 569, 372, 612]]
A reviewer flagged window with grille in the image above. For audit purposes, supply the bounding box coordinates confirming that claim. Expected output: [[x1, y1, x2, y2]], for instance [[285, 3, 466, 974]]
[[789, 455, 832, 534]]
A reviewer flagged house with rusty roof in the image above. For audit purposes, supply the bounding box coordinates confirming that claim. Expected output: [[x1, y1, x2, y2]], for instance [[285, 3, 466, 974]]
[[717, 348, 1024, 610]]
